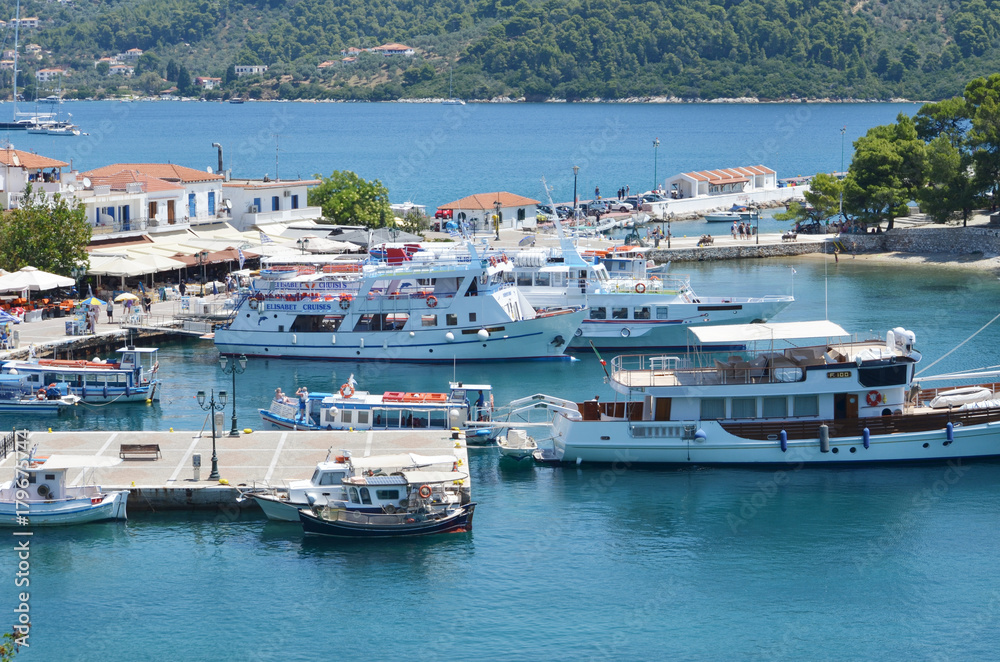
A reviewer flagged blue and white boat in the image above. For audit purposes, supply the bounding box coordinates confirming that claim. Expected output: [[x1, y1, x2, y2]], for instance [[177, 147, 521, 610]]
[[260, 379, 498, 441], [1, 346, 161, 403], [0, 375, 79, 413]]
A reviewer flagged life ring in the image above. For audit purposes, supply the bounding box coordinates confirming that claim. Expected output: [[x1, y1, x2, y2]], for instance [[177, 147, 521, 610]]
[[635, 283, 646, 293], [249, 298, 258, 310], [418, 485, 432, 499], [489, 256, 497, 267], [866, 390, 882, 407], [426, 296, 438, 308], [650, 276, 660, 282], [339, 296, 351, 310], [340, 383, 354, 398]]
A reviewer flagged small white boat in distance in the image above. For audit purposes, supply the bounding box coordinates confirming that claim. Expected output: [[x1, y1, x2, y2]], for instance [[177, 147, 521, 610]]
[[498, 429, 537, 460], [0, 453, 128, 525]]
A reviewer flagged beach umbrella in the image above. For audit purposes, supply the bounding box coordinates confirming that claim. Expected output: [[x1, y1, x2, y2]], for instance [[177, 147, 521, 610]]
[[79, 296, 106, 306], [114, 292, 139, 302]]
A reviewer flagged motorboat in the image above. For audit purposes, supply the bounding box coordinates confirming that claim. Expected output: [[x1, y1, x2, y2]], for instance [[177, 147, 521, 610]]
[[298, 468, 474, 538], [532, 320, 1000, 464], [2, 346, 161, 403], [0, 374, 80, 413], [0, 451, 128, 525], [238, 451, 464, 522], [259, 379, 499, 443], [214, 241, 585, 362], [704, 210, 743, 222], [498, 428, 537, 460]]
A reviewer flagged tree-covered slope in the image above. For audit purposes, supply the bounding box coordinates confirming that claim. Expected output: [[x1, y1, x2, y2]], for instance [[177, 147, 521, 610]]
[[4, 0, 1000, 101]]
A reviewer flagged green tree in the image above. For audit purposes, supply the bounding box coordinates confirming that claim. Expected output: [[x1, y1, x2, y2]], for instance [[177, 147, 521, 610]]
[[774, 172, 843, 226], [0, 187, 91, 275], [918, 135, 978, 224], [176, 65, 193, 96], [223, 64, 237, 87], [308, 171, 392, 228], [95, 61, 110, 77], [165, 60, 178, 82]]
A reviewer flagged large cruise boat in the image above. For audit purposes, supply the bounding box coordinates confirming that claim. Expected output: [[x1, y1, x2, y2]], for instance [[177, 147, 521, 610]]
[[214, 243, 585, 362], [531, 320, 1000, 464]]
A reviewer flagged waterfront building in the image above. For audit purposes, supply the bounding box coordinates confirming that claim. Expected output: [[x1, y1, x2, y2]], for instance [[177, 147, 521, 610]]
[[665, 165, 777, 200], [82, 163, 225, 226], [0, 147, 68, 210], [437, 191, 540, 232]]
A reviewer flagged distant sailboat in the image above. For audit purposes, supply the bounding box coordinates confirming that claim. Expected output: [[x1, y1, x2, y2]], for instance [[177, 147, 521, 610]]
[[442, 66, 465, 106]]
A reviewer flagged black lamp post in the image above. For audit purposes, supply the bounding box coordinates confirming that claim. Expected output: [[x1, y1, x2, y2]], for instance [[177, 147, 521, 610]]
[[196, 388, 227, 480], [219, 354, 247, 436], [296, 238, 309, 254], [667, 218, 671, 249], [196, 251, 209, 286], [755, 207, 760, 245], [573, 165, 579, 219]]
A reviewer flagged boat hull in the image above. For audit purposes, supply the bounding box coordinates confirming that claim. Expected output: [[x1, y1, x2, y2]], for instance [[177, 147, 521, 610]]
[[551, 417, 1000, 465], [249, 494, 304, 522], [216, 311, 585, 362], [0, 491, 128, 525], [299, 503, 476, 538]]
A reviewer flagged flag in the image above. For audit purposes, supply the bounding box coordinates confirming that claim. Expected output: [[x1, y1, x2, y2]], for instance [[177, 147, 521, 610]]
[[237, 247, 246, 270], [348, 373, 357, 389], [259, 230, 274, 245]]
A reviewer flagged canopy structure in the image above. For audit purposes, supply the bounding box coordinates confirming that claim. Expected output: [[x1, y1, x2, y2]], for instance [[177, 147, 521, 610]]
[[33, 455, 123, 470], [690, 320, 850, 344], [350, 453, 458, 470], [296, 234, 359, 254], [0, 266, 74, 293]]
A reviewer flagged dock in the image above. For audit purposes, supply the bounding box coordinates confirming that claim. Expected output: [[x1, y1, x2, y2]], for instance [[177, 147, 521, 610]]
[[2, 428, 471, 512]]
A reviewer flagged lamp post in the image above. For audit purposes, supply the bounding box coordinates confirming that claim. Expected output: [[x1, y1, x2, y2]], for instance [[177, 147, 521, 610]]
[[196, 250, 209, 286], [572, 165, 579, 219], [493, 199, 501, 241], [653, 138, 660, 192], [296, 237, 309, 254], [755, 207, 760, 245], [666, 218, 671, 249], [196, 388, 227, 480], [219, 354, 247, 436], [839, 125, 846, 220]]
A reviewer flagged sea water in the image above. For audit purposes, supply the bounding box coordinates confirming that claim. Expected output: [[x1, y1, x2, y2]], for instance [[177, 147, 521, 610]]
[[3, 102, 1000, 659]]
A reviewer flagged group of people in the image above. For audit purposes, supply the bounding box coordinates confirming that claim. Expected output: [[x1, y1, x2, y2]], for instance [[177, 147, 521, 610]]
[[730, 221, 757, 240], [274, 387, 310, 422]]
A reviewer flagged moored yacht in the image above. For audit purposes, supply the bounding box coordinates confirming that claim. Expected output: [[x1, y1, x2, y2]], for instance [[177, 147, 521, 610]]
[[536, 320, 1000, 464], [1, 346, 162, 403]]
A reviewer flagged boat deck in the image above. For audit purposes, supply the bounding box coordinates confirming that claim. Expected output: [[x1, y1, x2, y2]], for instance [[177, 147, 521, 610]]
[[0, 428, 470, 511]]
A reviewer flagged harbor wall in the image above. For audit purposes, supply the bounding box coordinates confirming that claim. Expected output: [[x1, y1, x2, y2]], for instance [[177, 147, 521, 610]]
[[648, 239, 827, 262], [835, 225, 1000, 256]]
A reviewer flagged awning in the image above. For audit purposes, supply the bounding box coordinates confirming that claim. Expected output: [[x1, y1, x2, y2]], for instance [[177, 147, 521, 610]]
[[34, 455, 123, 470], [690, 321, 850, 344], [169, 248, 243, 266]]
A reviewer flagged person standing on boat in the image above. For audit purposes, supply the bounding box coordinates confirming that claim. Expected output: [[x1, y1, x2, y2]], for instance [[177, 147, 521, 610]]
[[296, 387, 308, 422], [476, 390, 486, 421]]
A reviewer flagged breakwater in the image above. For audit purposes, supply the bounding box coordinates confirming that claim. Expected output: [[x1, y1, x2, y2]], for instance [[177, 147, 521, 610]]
[[835, 224, 1000, 257], [649, 238, 827, 262]]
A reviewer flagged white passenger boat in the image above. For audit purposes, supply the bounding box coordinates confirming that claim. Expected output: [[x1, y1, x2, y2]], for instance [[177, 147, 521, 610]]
[[214, 242, 585, 362], [1, 346, 161, 403], [535, 321, 1000, 464], [259, 380, 498, 443], [238, 451, 463, 522], [0, 453, 128, 525]]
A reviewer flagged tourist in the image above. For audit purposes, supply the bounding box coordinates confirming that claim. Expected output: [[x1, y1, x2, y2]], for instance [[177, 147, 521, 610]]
[[731, 221, 737, 239], [274, 388, 287, 403], [143, 295, 152, 313], [296, 386, 308, 421], [595, 185, 600, 200], [179, 281, 187, 297], [106, 300, 114, 322]]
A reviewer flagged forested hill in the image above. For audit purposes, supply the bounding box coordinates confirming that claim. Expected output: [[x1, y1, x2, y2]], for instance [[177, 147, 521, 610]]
[[7, 0, 1000, 101]]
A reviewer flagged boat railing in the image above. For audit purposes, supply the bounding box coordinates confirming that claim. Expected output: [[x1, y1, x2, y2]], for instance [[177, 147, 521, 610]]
[[316, 507, 433, 526]]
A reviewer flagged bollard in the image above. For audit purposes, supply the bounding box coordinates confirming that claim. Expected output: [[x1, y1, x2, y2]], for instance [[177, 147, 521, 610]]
[[192, 452, 201, 482]]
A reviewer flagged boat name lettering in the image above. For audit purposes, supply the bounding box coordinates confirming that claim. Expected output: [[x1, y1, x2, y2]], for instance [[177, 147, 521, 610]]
[[264, 303, 298, 311], [827, 371, 852, 378], [302, 303, 334, 312]]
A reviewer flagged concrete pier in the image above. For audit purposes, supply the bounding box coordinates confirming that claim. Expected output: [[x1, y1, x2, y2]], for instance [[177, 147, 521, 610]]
[[1, 428, 471, 512]]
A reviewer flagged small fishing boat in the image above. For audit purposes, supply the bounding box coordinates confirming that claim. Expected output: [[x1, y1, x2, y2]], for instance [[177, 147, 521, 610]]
[[498, 428, 537, 460], [0, 374, 80, 414], [238, 451, 464, 521], [259, 379, 498, 442], [704, 210, 743, 222], [1, 346, 161, 403], [0, 452, 128, 525], [298, 469, 475, 538]]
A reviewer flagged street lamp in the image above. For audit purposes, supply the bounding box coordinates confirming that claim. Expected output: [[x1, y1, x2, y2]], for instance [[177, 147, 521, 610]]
[[572, 165, 579, 219], [755, 207, 760, 245], [196, 250, 209, 285], [493, 198, 501, 241], [196, 388, 227, 480], [653, 138, 660, 192], [219, 354, 247, 436], [666, 218, 671, 249], [296, 237, 309, 254]]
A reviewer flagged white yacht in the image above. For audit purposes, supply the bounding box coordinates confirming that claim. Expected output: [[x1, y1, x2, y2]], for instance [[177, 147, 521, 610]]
[[214, 243, 585, 362], [534, 321, 1000, 464]]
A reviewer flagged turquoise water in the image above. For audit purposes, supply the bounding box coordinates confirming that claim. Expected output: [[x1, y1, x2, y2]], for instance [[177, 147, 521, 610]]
[[5, 103, 1000, 659]]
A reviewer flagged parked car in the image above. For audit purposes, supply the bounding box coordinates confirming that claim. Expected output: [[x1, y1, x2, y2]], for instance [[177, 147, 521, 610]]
[[556, 205, 574, 218], [624, 196, 645, 209], [434, 208, 453, 220], [642, 193, 667, 203], [608, 200, 634, 212], [537, 204, 555, 217], [580, 201, 610, 215]]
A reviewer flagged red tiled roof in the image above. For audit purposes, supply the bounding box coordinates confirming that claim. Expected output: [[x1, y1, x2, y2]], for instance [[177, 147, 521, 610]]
[[681, 165, 775, 185], [0, 148, 67, 169], [87, 169, 184, 193], [374, 43, 412, 51], [438, 191, 540, 210], [82, 163, 223, 183]]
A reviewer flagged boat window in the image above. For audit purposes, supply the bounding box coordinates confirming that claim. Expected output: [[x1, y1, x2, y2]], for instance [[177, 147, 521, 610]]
[[311, 468, 322, 484], [349, 487, 360, 504], [700, 398, 725, 419], [469, 312, 477, 322], [421, 314, 437, 327], [793, 395, 819, 417], [321, 316, 344, 332], [591, 307, 607, 320], [656, 307, 669, 320], [634, 307, 651, 320], [319, 472, 343, 486], [357, 411, 369, 425], [612, 307, 628, 320], [517, 273, 532, 287], [446, 314, 458, 326], [429, 410, 446, 427], [731, 397, 756, 418], [552, 272, 566, 287], [858, 364, 908, 388], [359, 487, 372, 505], [762, 397, 787, 418], [376, 490, 400, 500], [412, 412, 429, 428], [342, 410, 353, 424], [535, 272, 550, 287]]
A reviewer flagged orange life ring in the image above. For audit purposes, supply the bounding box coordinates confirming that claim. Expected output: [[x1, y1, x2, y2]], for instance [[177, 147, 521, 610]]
[[489, 256, 497, 267], [635, 282, 646, 294], [340, 383, 354, 398], [426, 296, 438, 308], [418, 485, 432, 499], [866, 390, 882, 407]]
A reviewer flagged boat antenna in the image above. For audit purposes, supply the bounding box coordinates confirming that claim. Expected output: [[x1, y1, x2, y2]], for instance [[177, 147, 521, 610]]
[[453, 355, 456, 383], [589, 340, 610, 381], [916, 309, 1000, 376]]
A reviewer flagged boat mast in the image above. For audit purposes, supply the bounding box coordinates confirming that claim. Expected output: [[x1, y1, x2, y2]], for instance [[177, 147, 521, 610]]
[[12, 0, 19, 116]]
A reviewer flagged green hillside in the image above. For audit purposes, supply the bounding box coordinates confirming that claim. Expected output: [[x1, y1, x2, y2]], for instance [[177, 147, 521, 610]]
[[2, 0, 1000, 101]]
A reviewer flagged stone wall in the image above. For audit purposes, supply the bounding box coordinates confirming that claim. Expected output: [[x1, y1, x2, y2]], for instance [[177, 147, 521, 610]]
[[834, 226, 1000, 256], [648, 241, 825, 262]]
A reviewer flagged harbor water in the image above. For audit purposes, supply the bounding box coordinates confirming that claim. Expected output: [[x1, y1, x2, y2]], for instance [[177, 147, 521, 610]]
[[3, 101, 999, 659]]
